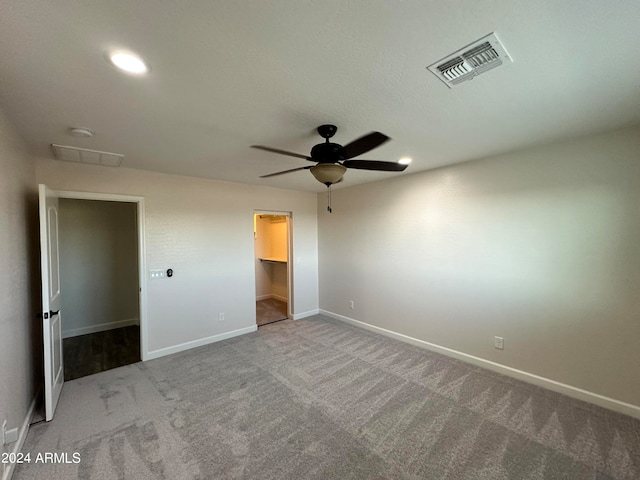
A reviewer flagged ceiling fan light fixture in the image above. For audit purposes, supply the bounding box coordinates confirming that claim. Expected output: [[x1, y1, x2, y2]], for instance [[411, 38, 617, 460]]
[[310, 164, 346, 186], [398, 157, 412, 165]]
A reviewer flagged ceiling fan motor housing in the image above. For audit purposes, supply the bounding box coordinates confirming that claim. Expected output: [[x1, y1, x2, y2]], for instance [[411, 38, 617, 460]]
[[311, 142, 345, 163]]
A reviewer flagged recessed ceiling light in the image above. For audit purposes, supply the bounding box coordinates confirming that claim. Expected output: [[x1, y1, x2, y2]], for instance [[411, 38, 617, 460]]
[[107, 50, 150, 75], [398, 157, 412, 165]]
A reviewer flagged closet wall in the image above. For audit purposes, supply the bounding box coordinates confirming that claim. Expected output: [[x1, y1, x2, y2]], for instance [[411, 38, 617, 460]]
[[59, 199, 138, 338], [254, 214, 288, 302]]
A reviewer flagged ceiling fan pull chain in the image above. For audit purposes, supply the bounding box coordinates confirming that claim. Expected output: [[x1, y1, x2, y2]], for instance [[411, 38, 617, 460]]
[[327, 185, 332, 213]]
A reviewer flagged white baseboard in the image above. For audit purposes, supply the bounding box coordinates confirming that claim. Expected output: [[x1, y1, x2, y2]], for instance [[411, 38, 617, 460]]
[[320, 309, 640, 420], [292, 309, 320, 320], [145, 325, 257, 360], [62, 317, 139, 339], [256, 294, 288, 303], [2, 395, 37, 480]]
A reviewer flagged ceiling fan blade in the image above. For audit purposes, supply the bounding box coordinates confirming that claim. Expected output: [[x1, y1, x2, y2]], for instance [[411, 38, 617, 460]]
[[251, 145, 311, 160], [259, 166, 311, 178], [342, 160, 408, 172], [342, 132, 390, 159]]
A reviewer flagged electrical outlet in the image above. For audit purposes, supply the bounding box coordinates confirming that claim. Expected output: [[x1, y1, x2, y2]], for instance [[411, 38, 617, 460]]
[[219, 312, 225, 322], [4, 427, 17, 444], [349, 300, 354, 309], [0, 420, 15, 445], [494, 336, 504, 350]]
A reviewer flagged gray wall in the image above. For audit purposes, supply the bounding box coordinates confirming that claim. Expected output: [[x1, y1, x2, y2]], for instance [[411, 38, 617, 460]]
[[318, 125, 640, 409], [0, 107, 40, 459], [35, 158, 319, 357], [59, 199, 138, 338]]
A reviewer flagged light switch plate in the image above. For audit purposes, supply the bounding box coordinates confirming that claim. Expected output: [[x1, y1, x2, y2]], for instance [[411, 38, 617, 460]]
[[150, 269, 165, 279]]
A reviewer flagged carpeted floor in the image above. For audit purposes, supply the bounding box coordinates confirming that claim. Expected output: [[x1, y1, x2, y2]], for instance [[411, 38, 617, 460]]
[[256, 298, 288, 326], [15, 316, 640, 479]]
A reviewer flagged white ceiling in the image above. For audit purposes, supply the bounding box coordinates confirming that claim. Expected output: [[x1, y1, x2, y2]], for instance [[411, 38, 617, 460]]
[[1, 1, 639, 193]]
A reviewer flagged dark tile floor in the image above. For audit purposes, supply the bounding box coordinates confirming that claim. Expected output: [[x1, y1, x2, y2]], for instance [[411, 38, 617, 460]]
[[256, 298, 288, 326], [63, 325, 141, 380]]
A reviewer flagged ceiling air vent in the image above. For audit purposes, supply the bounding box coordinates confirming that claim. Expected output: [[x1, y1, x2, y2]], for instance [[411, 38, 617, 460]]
[[427, 32, 512, 88], [51, 144, 124, 167]]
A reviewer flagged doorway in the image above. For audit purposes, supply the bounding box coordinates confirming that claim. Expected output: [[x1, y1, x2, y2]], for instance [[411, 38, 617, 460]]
[[39, 186, 147, 420], [254, 212, 292, 326], [58, 198, 140, 380]]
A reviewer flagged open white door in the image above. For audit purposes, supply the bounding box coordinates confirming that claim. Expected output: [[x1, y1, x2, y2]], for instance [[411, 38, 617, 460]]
[[39, 184, 64, 421]]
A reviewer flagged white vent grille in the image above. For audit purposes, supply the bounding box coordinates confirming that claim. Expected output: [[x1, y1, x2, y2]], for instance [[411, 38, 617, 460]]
[[427, 33, 512, 88], [51, 144, 124, 167]]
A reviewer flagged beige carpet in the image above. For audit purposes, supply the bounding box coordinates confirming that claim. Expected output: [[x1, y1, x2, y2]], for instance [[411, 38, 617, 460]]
[[15, 316, 640, 479], [256, 298, 287, 326]]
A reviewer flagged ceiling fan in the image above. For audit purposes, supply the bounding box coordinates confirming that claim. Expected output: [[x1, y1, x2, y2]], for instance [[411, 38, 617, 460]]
[[251, 124, 409, 188]]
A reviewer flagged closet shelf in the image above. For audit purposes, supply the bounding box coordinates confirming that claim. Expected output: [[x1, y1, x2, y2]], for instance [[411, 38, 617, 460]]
[[259, 257, 287, 264]]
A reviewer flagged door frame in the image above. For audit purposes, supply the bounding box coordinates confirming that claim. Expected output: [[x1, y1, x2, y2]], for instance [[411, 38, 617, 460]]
[[253, 210, 293, 318], [53, 189, 149, 360]]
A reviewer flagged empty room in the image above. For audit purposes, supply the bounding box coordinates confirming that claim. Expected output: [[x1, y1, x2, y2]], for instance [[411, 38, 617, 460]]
[[0, 1, 639, 479]]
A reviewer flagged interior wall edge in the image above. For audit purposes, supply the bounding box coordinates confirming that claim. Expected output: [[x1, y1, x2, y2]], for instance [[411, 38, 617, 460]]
[[320, 309, 640, 420]]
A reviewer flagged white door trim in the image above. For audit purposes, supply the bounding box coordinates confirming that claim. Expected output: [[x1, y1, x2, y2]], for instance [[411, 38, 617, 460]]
[[286, 215, 293, 317], [53, 189, 149, 361]]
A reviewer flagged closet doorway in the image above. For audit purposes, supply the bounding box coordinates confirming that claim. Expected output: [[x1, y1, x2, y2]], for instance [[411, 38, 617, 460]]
[[58, 198, 141, 380], [254, 212, 292, 326]]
